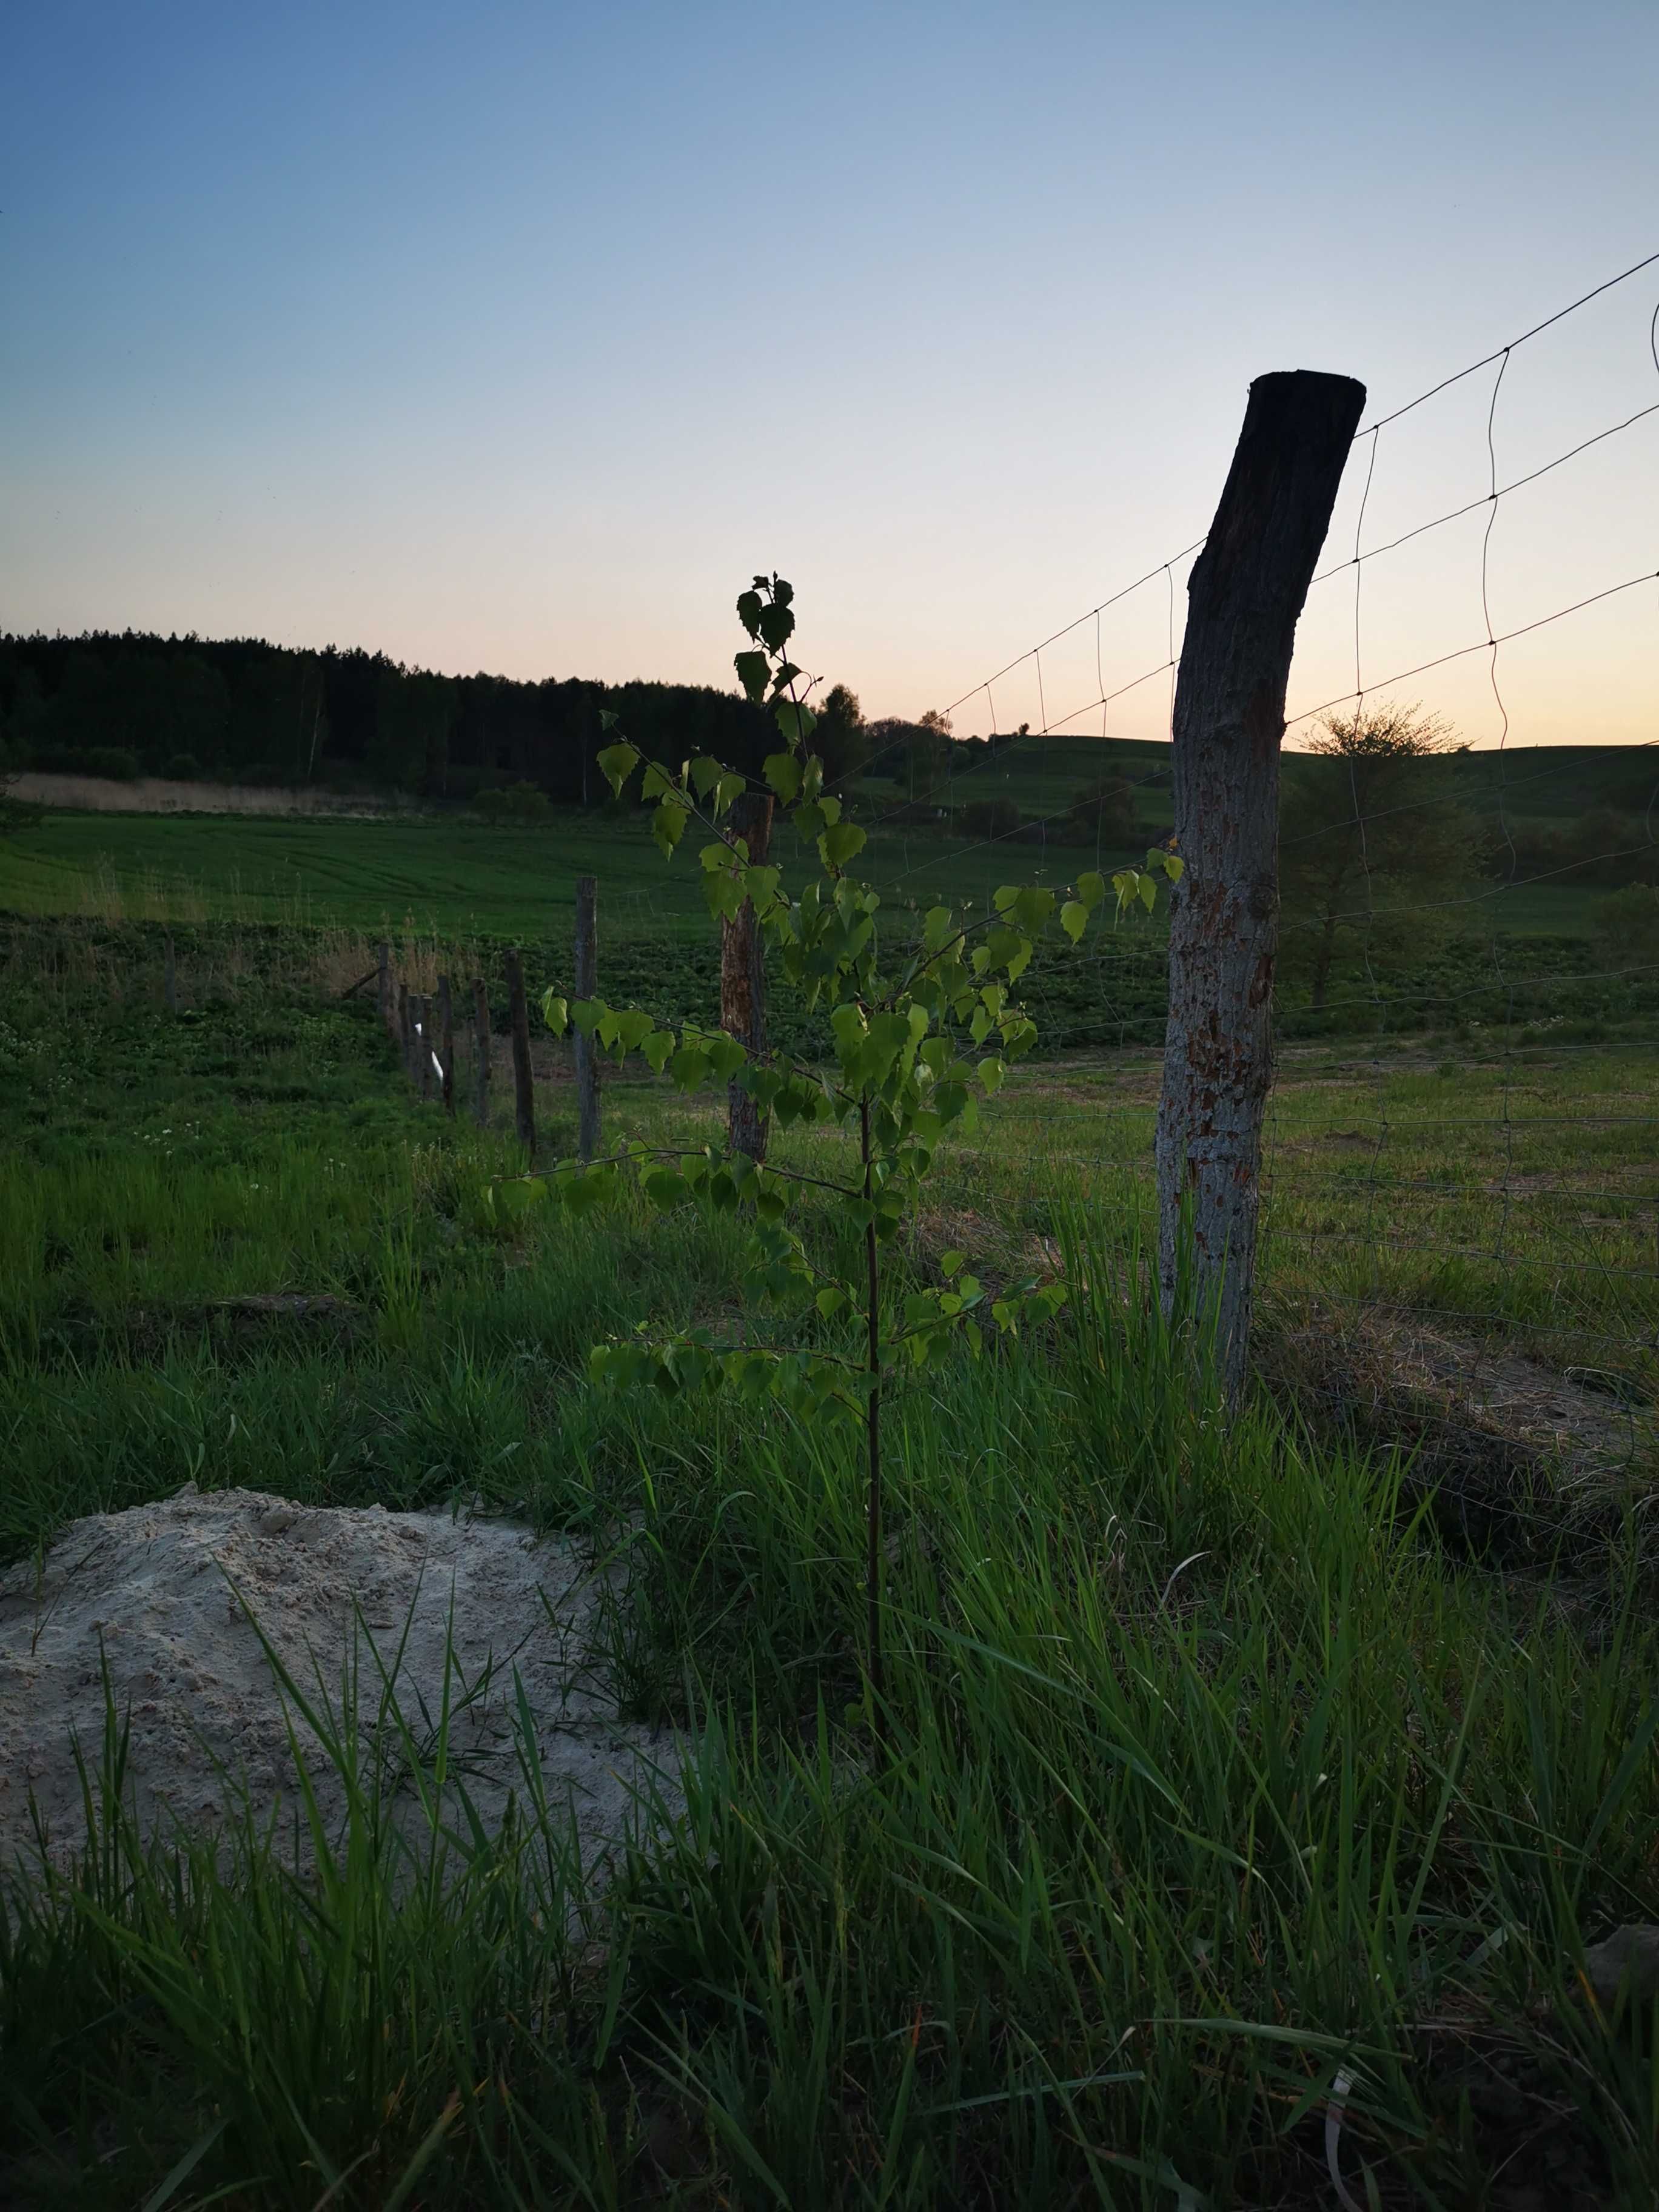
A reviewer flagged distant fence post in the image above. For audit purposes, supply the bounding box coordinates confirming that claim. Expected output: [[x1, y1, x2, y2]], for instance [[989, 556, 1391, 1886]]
[[438, 976, 456, 1116], [721, 794, 774, 1161], [471, 977, 491, 1127], [505, 948, 536, 1160], [164, 933, 178, 1015], [377, 940, 391, 1029], [398, 983, 414, 1079], [416, 995, 433, 1099], [574, 876, 600, 1163], [1156, 369, 1365, 1400]]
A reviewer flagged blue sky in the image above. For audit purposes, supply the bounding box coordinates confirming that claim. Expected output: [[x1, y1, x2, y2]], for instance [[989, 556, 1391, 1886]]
[[3, 0, 1655, 743]]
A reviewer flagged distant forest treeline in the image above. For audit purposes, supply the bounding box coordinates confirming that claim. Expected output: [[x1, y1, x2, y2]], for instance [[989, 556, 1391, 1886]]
[[0, 631, 774, 801]]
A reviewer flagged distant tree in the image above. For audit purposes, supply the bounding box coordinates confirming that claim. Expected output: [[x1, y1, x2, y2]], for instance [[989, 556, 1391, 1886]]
[[1278, 701, 1471, 1011], [813, 682, 868, 784]]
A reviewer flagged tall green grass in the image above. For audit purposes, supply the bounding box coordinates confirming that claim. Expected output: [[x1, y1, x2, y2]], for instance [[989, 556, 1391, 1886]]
[[4, 1219, 1658, 2205], [2, 945, 1658, 2204]]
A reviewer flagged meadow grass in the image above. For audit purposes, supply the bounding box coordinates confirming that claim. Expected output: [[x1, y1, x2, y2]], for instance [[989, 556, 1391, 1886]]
[[2, 922, 1658, 2204]]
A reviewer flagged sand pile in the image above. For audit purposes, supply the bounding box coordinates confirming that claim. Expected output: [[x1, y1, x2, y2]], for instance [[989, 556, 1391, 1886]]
[[0, 1485, 677, 1873]]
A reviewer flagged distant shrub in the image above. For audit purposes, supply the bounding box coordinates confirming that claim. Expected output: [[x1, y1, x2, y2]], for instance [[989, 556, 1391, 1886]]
[[163, 754, 201, 782], [84, 747, 139, 781], [955, 797, 1021, 841], [1060, 774, 1138, 847], [477, 780, 551, 825], [1591, 883, 1659, 962]]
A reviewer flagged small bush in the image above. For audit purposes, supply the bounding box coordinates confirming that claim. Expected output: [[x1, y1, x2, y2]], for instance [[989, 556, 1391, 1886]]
[[954, 797, 1021, 841], [84, 746, 140, 782], [163, 754, 201, 782], [477, 780, 551, 825]]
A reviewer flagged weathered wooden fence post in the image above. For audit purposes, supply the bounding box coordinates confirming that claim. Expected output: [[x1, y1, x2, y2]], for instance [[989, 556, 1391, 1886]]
[[398, 983, 414, 1080], [471, 977, 491, 1127], [377, 940, 391, 1030], [416, 995, 433, 1099], [574, 876, 600, 1164], [720, 794, 774, 1161], [437, 976, 456, 1116], [1156, 369, 1365, 1400], [505, 948, 536, 1159], [164, 934, 178, 1014]]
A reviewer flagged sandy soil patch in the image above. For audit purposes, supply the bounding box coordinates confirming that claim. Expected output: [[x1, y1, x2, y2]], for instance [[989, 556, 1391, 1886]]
[[0, 1486, 677, 1875]]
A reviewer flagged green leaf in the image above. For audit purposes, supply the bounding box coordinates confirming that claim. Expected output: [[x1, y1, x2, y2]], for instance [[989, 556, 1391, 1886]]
[[734, 650, 770, 704], [1164, 852, 1185, 882], [1139, 873, 1156, 912], [820, 821, 866, 870], [643, 1030, 674, 1074], [541, 991, 569, 1035], [642, 1168, 689, 1210], [763, 751, 802, 803], [736, 590, 763, 640], [757, 601, 795, 651], [1076, 869, 1106, 911], [714, 773, 746, 817], [940, 1249, 964, 1278], [774, 700, 816, 746], [597, 742, 639, 796], [1060, 900, 1088, 943], [598, 708, 619, 731], [651, 800, 689, 859], [978, 1057, 1005, 1096], [689, 756, 723, 799], [815, 1286, 847, 1319]]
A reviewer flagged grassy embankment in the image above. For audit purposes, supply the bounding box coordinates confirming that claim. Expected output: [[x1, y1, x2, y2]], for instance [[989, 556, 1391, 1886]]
[[1, 904, 1657, 2204]]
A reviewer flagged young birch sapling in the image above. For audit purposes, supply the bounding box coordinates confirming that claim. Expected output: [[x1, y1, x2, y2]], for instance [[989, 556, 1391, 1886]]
[[509, 577, 1179, 1709]]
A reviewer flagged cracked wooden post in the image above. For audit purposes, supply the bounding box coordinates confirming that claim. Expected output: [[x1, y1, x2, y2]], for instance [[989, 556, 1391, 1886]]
[[437, 974, 455, 1116], [1156, 369, 1366, 1399], [505, 948, 535, 1161], [471, 977, 491, 1127], [574, 876, 600, 1164], [721, 793, 774, 1161]]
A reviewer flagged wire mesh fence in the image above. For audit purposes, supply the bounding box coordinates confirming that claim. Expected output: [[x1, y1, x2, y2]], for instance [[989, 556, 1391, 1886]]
[[854, 250, 1659, 1493]]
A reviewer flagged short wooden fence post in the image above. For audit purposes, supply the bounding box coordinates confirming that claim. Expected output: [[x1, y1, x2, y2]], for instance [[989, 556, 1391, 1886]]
[[398, 983, 414, 1079], [471, 978, 491, 1127], [574, 876, 600, 1163], [505, 948, 536, 1160], [377, 940, 391, 1030], [438, 975, 455, 1117]]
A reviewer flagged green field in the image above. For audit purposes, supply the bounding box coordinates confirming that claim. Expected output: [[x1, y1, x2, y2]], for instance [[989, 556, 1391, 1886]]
[[3, 813, 1658, 2205], [0, 788, 1614, 945]]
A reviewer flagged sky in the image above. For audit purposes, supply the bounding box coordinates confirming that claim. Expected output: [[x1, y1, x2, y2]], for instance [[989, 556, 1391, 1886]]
[[2, 0, 1655, 747]]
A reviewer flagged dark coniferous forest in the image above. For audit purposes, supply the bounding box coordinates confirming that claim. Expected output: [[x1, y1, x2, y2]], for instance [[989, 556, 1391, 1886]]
[[0, 631, 773, 800]]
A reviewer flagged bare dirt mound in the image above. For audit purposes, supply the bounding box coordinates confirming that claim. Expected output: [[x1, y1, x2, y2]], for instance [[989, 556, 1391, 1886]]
[[0, 1486, 677, 1872]]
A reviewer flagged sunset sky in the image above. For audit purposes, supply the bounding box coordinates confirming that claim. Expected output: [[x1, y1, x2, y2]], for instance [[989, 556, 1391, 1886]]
[[4, 0, 1655, 747]]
